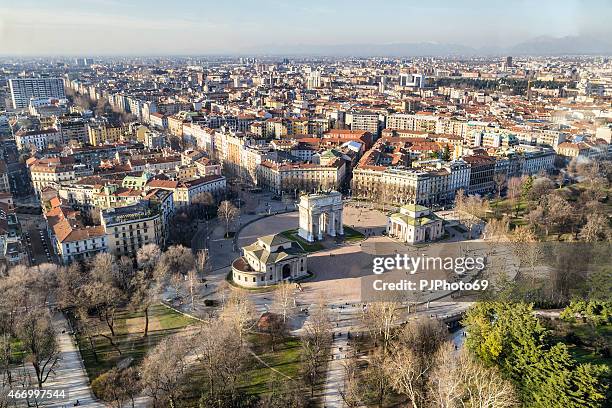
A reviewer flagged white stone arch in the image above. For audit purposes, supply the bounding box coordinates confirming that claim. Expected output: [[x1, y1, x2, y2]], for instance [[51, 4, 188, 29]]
[[297, 191, 344, 242]]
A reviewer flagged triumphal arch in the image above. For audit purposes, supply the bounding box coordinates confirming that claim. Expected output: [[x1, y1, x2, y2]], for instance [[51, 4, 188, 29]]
[[297, 191, 344, 242]]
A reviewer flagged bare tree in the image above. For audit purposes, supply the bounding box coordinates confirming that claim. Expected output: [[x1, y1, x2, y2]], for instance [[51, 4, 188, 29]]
[[484, 215, 510, 243], [136, 243, 162, 273], [301, 301, 332, 398], [384, 318, 448, 408], [195, 249, 209, 275], [428, 342, 464, 408], [218, 200, 239, 238], [259, 374, 308, 408], [192, 192, 214, 219], [361, 351, 393, 408], [194, 318, 250, 404], [186, 269, 202, 311], [453, 188, 466, 217], [220, 291, 255, 344], [528, 177, 555, 202], [80, 278, 123, 337], [493, 172, 506, 199], [545, 194, 572, 237], [55, 263, 87, 310], [429, 344, 518, 408], [140, 335, 189, 408], [81, 253, 126, 337], [130, 269, 161, 337], [16, 309, 60, 389], [116, 256, 136, 293], [580, 213, 611, 242], [507, 177, 522, 216], [157, 245, 195, 278], [271, 280, 296, 323], [361, 301, 401, 352], [385, 346, 425, 407], [92, 367, 141, 408], [460, 355, 517, 408], [339, 351, 362, 408]]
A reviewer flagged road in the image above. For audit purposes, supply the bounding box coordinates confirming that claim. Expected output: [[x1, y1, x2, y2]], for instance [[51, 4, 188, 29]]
[[17, 212, 56, 265]]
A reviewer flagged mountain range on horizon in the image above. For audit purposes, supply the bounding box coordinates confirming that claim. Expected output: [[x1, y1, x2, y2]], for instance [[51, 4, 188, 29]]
[[251, 35, 612, 57]]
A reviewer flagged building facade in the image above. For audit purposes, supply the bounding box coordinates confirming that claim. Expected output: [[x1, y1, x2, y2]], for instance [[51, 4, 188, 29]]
[[387, 204, 444, 244], [232, 234, 307, 288], [9, 77, 65, 109]]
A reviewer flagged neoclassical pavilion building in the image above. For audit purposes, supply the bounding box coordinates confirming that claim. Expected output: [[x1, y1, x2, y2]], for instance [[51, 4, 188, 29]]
[[387, 204, 444, 244], [232, 233, 307, 288]]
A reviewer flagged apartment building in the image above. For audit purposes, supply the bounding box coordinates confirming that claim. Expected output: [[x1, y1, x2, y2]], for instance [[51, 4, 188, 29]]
[[463, 155, 496, 195], [45, 205, 108, 265], [15, 128, 62, 151], [348, 111, 380, 135], [0, 161, 10, 193], [56, 115, 88, 144], [257, 160, 346, 194], [352, 160, 470, 207], [27, 157, 92, 196], [150, 112, 168, 129], [87, 123, 129, 146], [147, 174, 226, 209], [0, 202, 25, 265], [386, 113, 438, 133], [57, 176, 110, 210], [9, 77, 65, 109], [101, 201, 166, 257]]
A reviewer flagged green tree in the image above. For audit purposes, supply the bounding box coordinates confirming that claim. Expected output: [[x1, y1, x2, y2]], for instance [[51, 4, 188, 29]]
[[442, 144, 451, 161], [521, 175, 534, 201], [463, 302, 609, 408]]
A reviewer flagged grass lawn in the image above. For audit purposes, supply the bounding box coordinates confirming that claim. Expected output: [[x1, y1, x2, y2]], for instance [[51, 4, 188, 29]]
[[240, 334, 303, 396], [280, 229, 324, 252], [182, 334, 303, 403], [342, 225, 365, 242], [8, 337, 26, 363], [75, 303, 198, 381]]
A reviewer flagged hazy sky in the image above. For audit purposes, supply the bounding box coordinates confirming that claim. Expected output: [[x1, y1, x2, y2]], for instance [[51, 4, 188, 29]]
[[0, 0, 610, 55]]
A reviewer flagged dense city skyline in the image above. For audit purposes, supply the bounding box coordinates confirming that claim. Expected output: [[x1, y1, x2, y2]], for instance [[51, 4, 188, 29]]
[[1, 0, 612, 55], [0, 2, 610, 407]]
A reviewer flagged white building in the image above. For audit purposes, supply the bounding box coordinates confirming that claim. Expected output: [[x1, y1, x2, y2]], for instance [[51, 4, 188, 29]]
[[15, 128, 62, 151], [9, 77, 65, 109], [232, 234, 307, 288], [387, 204, 444, 244]]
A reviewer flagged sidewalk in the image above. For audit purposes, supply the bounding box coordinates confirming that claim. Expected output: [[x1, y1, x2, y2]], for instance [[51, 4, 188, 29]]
[[45, 312, 104, 407]]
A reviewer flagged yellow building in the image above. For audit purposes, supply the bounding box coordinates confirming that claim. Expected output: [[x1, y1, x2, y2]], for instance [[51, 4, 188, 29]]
[[87, 124, 129, 146]]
